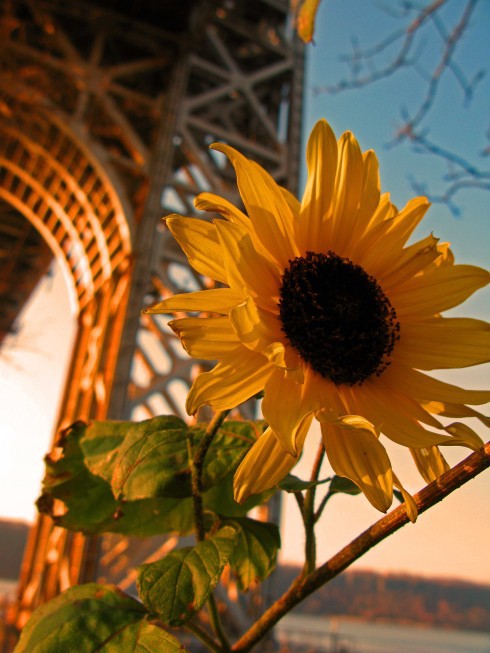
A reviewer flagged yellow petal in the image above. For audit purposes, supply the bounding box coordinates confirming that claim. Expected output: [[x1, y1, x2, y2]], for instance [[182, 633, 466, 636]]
[[194, 192, 250, 230], [359, 197, 430, 276], [166, 216, 227, 283], [262, 341, 304, 380], [393, 264, 490, 317], [298, 119, 338, 251], [411, 446, 450, 484], [369, 374, 443, 429], [349, 192, 396, 261], [186, 347, 273, 415], [392, 473, 418, 523], [395, 317, 490, 369], [368, 192, 397, 227], [422, 400, 490, 428], [352, 383, 453, 448], [143, 288, 244, 315], [295, 0, 321, 44], [321, 417, 393, 513], [383, 364, 490, 406], [355, 150, 381, 235], [233, 421, 311, 503], [333, 414, 380, 437], [195, 191, 283, 266], [169, 317, 239, 360], [444, 422, 484, 451], [210, 143, 298, 268], [431, 242, 454, 268], [383, 196, 431, 250], [330, 131, 364, 254], [214, 219, 280, 311], [229, 296, 280, 351], [381, 234, 441, 291], [280, 186, 301, 217], [262, 367, 326, 456]]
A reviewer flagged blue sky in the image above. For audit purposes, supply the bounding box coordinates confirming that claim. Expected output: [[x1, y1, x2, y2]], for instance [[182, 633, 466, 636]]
[[303, 0, 489, 267], [279, 0, 490, 581]]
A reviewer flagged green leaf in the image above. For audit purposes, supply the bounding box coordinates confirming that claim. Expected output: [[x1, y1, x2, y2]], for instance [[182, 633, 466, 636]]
[[107, 497, 196, 536], [137, 526, 238, 625], [79, 420, 135, 483], [131, 624, 187, 652], [225, 518, 280, 590], [14, 583, 187, 652], [37, 417, 267, 535], [278, 474, 330, 492], [111, 417, 189, 500], [203, 473, 274, 517], [328, 475, 362, 496], [112, 419, 260, 502], [37, 421, 194, 536], [200, 420, 262, 490]]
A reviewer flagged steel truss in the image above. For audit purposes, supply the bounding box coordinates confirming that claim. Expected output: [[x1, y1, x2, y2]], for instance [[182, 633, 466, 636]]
[[0, 0, 304, 641]]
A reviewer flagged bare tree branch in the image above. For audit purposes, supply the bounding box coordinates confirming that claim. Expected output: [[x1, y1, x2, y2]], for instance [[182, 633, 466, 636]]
[[314, 0, 488, 214], [232, 442, 490, 652], [396, 0, 479, 138]]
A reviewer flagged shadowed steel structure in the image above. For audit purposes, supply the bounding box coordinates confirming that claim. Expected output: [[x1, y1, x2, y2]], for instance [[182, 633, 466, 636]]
[[0, 0, 304, 645]]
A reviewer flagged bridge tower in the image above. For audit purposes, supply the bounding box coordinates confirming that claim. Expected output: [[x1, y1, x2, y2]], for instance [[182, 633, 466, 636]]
[[0, 0, 304, 646]]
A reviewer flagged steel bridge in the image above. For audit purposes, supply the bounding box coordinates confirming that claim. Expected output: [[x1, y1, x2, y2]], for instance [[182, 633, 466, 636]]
[[0, 0, 304, 648]]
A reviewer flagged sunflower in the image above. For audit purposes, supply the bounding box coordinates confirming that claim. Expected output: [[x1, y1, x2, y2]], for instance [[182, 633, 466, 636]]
[[145, 119, 489, 519]]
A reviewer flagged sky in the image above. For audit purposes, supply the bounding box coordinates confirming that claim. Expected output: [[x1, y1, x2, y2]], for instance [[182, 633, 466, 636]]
[[0, 0, 489, 584], [279, 0, 490, 581], [0, 265, 75, 522]]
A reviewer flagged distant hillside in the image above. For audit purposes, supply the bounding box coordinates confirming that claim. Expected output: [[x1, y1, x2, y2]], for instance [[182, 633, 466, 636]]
[[0, 520, 29, 580], [1, 523, 489, 633], [276, 565, 490, 633]]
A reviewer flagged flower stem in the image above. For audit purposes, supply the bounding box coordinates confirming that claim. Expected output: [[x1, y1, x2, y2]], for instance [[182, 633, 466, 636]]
[[190, 409, 231, 541], [303, 442, 324, 574], [188, 409, 232, 651], [232, 442, 490, 652], [293, 491, 305, 513], [314, 489, 331, 523]]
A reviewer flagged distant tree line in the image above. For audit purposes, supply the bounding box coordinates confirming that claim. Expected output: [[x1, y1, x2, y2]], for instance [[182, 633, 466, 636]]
[[276, 565, 490, 632]]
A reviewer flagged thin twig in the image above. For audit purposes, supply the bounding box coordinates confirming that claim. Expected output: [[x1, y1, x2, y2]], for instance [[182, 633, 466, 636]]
[[315, 0, 449, 95], [313, 0, 487, 215], [232, 442, 490, 652], [400, 0, 479, 135], [207, 594, 231, 653], [185, 620, 223, 653]]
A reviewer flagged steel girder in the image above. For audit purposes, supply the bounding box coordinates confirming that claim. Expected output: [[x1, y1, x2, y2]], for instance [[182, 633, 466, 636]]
[[0, 0, 304, 638]]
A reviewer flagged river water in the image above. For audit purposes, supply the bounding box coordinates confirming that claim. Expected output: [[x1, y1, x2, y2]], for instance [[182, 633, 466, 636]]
[[275, 614, 490, 653]]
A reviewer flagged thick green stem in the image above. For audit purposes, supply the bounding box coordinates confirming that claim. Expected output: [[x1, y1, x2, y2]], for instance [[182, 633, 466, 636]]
[[303, 442, 325, 574], [187, 431, 206, 542], [314, 489, 331, 523], [195, 410, 231, 473], [232, 442, 490, 652], [293, 491, 305, 514], [188, 409, 232, 649], [189, 409, 231, 541]]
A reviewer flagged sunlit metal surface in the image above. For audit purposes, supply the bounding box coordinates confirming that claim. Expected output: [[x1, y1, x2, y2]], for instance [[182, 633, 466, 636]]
[[0, 0, 303, 643]]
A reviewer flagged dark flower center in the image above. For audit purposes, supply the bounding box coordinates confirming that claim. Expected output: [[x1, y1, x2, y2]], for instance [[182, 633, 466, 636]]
[[278, 251, 400, 386]]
